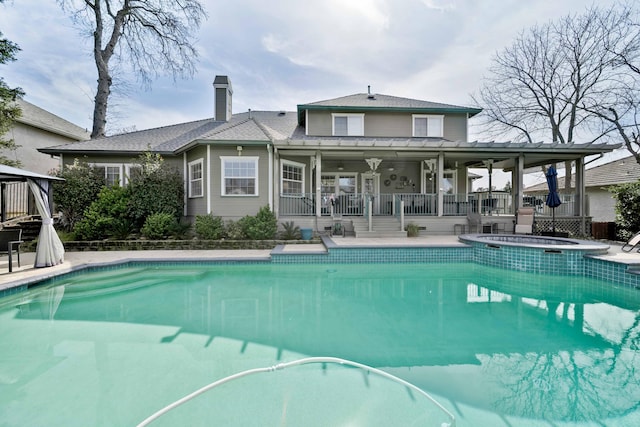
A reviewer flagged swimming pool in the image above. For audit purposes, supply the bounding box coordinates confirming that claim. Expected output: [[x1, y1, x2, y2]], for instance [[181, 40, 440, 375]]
[[1, 261, 640, 426]]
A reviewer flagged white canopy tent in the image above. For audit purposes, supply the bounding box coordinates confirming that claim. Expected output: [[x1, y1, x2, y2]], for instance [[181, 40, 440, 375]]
[[0, 164, 65, 268]]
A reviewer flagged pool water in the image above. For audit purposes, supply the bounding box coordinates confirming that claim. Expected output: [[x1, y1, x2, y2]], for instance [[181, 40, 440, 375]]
[[1, 262, 640, 426]]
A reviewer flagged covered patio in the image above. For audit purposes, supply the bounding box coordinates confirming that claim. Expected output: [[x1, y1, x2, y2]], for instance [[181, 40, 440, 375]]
[[275, 139, 618, 237], [0, 164, 65, 271]]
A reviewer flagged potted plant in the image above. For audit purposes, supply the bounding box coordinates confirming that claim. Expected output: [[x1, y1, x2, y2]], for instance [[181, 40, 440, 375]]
[[406, 222, 421, 237]]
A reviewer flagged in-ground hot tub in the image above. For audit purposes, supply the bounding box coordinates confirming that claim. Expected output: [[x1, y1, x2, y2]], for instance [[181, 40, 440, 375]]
[[458, 234, 610, 275]]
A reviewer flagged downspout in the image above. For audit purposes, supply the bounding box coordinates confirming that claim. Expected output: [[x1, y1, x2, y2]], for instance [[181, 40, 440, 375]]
[[268, 144, 273, 213], [183, 153, 188, 217], [207, 145, 211, 214]]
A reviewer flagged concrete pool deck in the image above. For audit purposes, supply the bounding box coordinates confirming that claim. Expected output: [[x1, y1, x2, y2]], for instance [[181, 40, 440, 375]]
[[1, 235, 639, 290]]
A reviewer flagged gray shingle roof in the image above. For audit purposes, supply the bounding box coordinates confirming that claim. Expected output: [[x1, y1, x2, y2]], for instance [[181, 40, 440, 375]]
[[524, 156, 640, 192], [298, 93, 482, 121], [39, 111, 300, 155], [15, 98, 90, 141]]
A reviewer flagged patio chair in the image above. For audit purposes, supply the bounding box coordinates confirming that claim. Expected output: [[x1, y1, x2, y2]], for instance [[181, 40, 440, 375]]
[[0, 228, 23, 272], [467, 212, 482, 233], [622, 231, 640, 252], [515, 208, 535, 234]]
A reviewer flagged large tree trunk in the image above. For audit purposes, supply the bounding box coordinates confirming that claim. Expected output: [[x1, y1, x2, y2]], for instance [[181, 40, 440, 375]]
[[92, 62, 111, 138]]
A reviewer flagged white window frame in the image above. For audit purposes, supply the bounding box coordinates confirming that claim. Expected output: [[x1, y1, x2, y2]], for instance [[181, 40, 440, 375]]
[[93, 163, 123, 187], [412, 114, 444, 138], [281, 159, 306, 196], [332, 113, 364, 136], [188, 158, 204, 198], [220, 156, 259, 196]]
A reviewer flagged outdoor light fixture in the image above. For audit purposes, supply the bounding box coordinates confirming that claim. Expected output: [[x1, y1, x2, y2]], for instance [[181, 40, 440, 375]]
[[337, 162, 344, 171], [365, 158, 382, 172]]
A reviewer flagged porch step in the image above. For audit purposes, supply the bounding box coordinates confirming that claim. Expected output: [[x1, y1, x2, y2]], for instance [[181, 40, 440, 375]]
[[350, 216, 407, 238], [356, 230, 408, 238]]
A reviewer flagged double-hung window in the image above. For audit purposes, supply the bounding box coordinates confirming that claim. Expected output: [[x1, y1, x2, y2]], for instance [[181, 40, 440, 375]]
[[221, 156, 258, 196], [94, 164, 123, 187], [281, 160, 305, 195], [188, 159, 203, 198], [332, 113, 364, 136], [413, 114, 444, 137]]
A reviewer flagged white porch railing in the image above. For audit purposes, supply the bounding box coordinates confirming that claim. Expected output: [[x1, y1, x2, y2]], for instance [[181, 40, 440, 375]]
[[278, 192, 578, 217]]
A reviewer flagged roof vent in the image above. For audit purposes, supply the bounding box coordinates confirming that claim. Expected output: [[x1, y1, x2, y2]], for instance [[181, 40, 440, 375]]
[[367, 85, 375, 100], [278, 111, 286, 116]]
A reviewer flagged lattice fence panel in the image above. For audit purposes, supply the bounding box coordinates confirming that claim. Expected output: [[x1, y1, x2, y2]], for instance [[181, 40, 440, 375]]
[[534, 217, 592, 238]]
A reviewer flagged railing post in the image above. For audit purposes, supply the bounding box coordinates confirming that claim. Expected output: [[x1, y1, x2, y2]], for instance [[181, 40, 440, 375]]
[[368, 198, 373, 232]]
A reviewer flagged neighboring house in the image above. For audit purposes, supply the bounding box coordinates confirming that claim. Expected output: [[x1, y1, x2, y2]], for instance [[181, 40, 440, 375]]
[[6, 98, 90, 175], [40, 75, 619, 236], [1, 98, 90, 220], [524, 156, 640, 222]]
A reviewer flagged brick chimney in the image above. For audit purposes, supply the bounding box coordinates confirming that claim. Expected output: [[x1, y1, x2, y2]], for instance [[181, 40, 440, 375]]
[[213, 75, 233, 121]]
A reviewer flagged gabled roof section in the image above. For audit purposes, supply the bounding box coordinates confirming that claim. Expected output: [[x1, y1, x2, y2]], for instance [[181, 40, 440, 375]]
[[524, 156, 640, 192], [39, 118, 222, 155], [297, 93, 482, 125], [39, 110, 301, 156], [15, 98, 90, 141]]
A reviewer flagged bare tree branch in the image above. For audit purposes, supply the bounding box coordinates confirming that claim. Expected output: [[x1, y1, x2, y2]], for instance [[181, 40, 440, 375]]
[[57, 0, 207, 138]]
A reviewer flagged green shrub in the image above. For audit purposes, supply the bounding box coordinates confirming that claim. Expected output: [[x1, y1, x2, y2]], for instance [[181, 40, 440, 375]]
[[170, 220, 193, 239], [243, 206, 277, 240], [74, 186, 130, 240], [224, 219, 247, 240], [111, 218, 135, 240], [127, 151, 184, 229], [611, 181, 640, 240], [141, 212, 176, 240], [52, 159, 106, 231], [195, 214, 225, 240], [406, 222, 421, 237], [280, 221, 300, 240]]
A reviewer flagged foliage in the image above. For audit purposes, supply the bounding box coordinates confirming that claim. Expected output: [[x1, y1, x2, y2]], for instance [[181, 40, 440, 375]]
[[0, 27, 24, 167], [405, 222, 421, 237], [170, 219, 193, 239], [57, 0, 206, 137], [127, 151, 184, 229], [224, 219, 247, 240], [242, 206, 277, 240], [110, 218, 135, 240], [610, 181, 640, 240], [280, 221, 300, 240], [52, 159, 106, 231], [194, 214, 225, 240], [141, 212, 176, 240], [74, 186, 130, 240]]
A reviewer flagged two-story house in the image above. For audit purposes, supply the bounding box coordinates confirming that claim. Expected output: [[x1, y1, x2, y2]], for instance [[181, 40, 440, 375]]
[[40, 75, 619, 237]]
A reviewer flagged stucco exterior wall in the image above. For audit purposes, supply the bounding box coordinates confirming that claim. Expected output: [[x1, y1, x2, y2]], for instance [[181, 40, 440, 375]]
[[7, 123, 83, 174], [587, 187, 616, 222]]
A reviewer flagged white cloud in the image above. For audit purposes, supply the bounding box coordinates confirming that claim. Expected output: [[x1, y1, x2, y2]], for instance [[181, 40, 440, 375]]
[[421, 0, 457, 12], [0, 0, 629, 137]]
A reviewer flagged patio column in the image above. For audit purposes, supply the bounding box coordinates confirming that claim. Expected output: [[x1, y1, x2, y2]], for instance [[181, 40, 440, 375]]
[[575, 157, 585, 216], [315, 151, 322, 217], [514, 154, 525, 210], [575, 157, 586, 235], [273, 147, 280, 218], [437, 153, 445, 216]]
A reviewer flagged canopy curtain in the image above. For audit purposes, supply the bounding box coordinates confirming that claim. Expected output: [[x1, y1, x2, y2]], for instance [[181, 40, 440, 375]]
[[27, 178, 65, 267]]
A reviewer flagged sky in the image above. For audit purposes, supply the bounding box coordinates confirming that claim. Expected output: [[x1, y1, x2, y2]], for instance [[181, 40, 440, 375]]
[[0, 0, 632, 188]]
